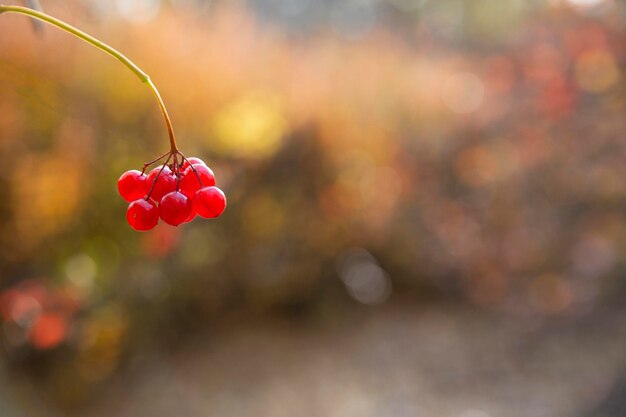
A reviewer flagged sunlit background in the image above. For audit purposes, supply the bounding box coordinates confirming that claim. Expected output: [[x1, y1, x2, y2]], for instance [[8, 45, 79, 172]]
[[0, 0, 625, 415]]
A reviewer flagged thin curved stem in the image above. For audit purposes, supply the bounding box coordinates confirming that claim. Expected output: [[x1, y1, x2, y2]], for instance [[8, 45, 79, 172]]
[[0, 4, 179, 152], [141, 150, 171, 174], [145, 152, 173, 201], [146, 78, 178, 152]]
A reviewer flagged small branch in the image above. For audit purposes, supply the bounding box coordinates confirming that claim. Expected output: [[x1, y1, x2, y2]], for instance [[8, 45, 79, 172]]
[[0, 4, 179, 152]]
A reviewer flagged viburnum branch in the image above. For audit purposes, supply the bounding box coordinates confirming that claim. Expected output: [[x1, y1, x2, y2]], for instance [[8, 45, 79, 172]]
[[0, 4, 179, 152], [2, 4, 227, 230], [141, 151, 171, 174]]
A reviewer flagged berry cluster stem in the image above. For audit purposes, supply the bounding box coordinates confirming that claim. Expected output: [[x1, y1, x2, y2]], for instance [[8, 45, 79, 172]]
[[140, 150, 205, 201], [0, 4, 179, 153]]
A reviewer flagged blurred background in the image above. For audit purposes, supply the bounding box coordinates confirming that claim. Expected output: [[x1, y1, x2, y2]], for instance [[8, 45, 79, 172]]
[[0, 0, 625, 415]]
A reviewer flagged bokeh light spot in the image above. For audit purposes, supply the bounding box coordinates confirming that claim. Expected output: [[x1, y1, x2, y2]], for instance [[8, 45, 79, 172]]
[[574, 49, 620, 93], [29, 313, 67, 350], [65, 253, 97, 289], [9, 294, 42, 327], [211, 91, 287, 159], [336, 248, 392, 305]]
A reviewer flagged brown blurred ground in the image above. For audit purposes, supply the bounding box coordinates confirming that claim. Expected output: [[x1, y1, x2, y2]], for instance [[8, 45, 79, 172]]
[[4, 301, 626, 417]]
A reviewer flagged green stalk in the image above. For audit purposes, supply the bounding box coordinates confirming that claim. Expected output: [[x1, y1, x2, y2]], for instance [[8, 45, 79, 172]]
[[0, 4, 179, 152]]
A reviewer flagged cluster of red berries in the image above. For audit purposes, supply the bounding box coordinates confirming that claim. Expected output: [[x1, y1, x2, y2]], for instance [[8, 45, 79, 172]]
[[118, 154, 226, 231]]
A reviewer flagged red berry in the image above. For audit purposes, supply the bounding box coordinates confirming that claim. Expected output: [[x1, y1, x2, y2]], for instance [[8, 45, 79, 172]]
[[144, 165, 177, 202], [159, 191, 193, 226], [194, 186, 226, 218], [118, 170, 146, 202], [127, 199, 159, 231], [179, 164, 216, 198], [181, 157, 206, 170], [184, 205, 197, 223]]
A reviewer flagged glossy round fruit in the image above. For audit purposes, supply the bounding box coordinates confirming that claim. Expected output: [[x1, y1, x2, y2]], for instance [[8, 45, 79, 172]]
[[179, 164, 216, 198], [159, 191, 193, 226], [194, 186, 226, 218], [144, 165, 177, 202], [181, 157, 206, 170], [184, 205, 197, 223], [127, 199, 159, 231], [118, 170, 146, 202]]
